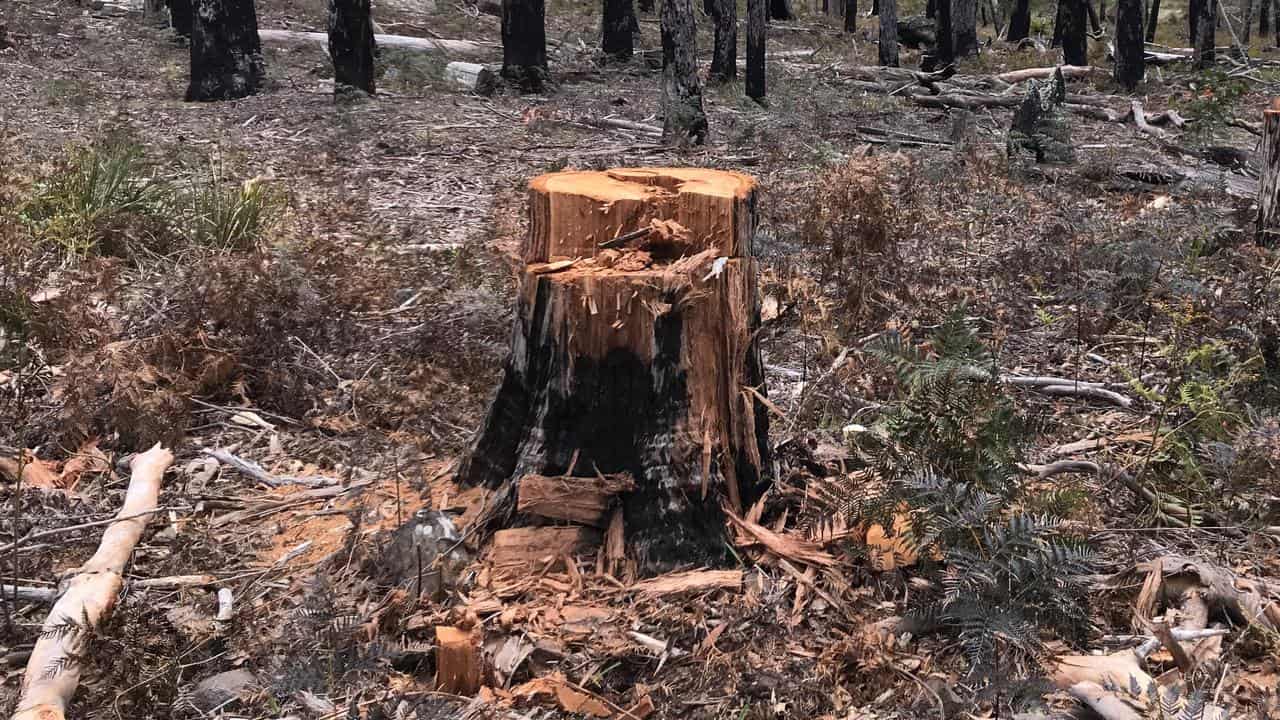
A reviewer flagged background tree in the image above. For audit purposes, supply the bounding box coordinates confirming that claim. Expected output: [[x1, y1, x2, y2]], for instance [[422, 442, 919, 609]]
[[879, 0, 899, 65], [1007, 0, 1032, 40], [501, 0, 548, 91], [1243, 0, 1255, 45], [746, 0, 766, 100], [660, 0, 707, 143], [1114, 0, 1144, 90], [1190, 0, 1202, 44], [328, 0, 376, 96], [930, 0, 955, 68], [845, 0, 856, 32], [709, 0, 736, 81], [186, 0, 264, 102], [1052, 0, 1066, 45], [1195, 0, 1215, 67], [927, 0, 936, 18], [1059, 0, 1088, 64], [770, 0, 793, 19], [1261, 0, 1271, 40], [603, 0, 636, 59], [953, 0, 979, 55], [1146, 0, 1161, 40], [167, 0, 192, 37]]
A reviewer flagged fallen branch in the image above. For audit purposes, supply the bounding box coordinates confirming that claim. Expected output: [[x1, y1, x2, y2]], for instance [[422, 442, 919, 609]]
[[1131, 100, 1167, 139], [1, 585, 57, 603], [13, 445, 175, 720], [203, 448, 339, 488], [257, 29, 497, 57]]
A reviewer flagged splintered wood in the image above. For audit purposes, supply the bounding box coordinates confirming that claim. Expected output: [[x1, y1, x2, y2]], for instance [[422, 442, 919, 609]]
[[435, 625, 482, 695], [517, 473, 635, 527], [488, 527, 599, 575]]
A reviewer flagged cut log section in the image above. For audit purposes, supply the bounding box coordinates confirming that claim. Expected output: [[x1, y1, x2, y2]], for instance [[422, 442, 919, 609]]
[[516, 473, 635, 527], [444, 61, 499, 95], [489, 526, 599, 574], [462, 168, 772, 570], [435, 625, 482, 695]]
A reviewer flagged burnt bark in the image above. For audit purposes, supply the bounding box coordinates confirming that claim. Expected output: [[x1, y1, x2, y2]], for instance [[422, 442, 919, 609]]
[[927, 0, 936, 18], [746, 0, 766, 100], [1145, 0, 1160, 40], [1190, 0, 1201, 43], [1007, 0, 1031, 39], [1195, 0, 1215, 67], [603, 0, 636, 59], [1243, 0, 1255, 43], [1088, 0, 1102, 31], [328, 0, 376, 96], [1059, 0, 1089, 64], [953, 0, 978, 55], [661, 0, 707, 143], [501, 0, 549, 92], [186, 0, 264, 102], [168, 0, 193, 37], [709, 0, 737, 81], [879, 0, 900, 64], [771, 0, 794, 19], [928, 0, 954, 68], [845, 0, 857, 31], [1261, 0, 1270, 40], [1114, 0, 1145, 89]]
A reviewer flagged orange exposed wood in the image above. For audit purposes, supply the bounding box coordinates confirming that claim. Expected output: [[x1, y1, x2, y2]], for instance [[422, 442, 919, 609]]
[[489, 527, 599, 573], [434, 625, 482, 695], [517, 473, 635, 527]]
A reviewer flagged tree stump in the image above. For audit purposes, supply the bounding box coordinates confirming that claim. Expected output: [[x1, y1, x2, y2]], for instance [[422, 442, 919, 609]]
[[1256, 100, 1280, 245], [328, 0, 376, 97], [186, 0, 265, 102], [460, 168, 772, 570]]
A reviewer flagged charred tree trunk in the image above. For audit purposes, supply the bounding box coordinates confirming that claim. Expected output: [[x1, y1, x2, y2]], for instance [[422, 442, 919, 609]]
[[501, 0, 548, 92], [1114, 0, 1145, 89], [873, 0, 880, 14], [880, 0, 900, 64], [1146, 0, 1161, 40], [927, 0, 937, 18], [1243, 0, 1255, 43], [845, 0, 857, 30], [459, 169, 772, 570], [1088, 0, 1102, 31], [746, 0, 766, 100], [1195, 0, 1215, 66], [709, 0, 736, 80], [1261, 0, 1270, 40], [928, 0, 955, 68], [603, 0, 636, 59], [328, 0, 376, 96], [168, 0, 193, 36], [1060, 0, 1089, 64], [186, 0, 264, 102], [1190, 0, 1202, 43], [660, 0, 707, 144], [1053, 0, 1066, 44], [771, 0, 794, 18], [1007, 0, 1032, 39], [953, 0, 978, 55], [1258, 101, 1280, 244]]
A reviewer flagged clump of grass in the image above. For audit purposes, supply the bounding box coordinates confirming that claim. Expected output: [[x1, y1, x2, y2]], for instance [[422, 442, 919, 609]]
[[179, 165, 281, 251]]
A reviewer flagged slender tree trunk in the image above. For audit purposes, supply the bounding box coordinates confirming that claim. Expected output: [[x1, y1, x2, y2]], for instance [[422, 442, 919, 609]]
[[1088, 0, 1102, 31], [879, 0, 899, 64], [1114, 0, 1145, 89], [328, 0, 375, 96], [927, 0, 937, 17], [1195, 0, 1215, 66], [1243, 0, 1254, 43], [747, 0, 766, 100], [845, 0, 857, 30], [186, 0, 264, 101], [953, 0, 978, 54], [1052, 0, 1066, 44], [933, 0, 955, 66], [1007, 0, 1031, 38], [1260, 0, 1270, 39], [661, 0, 707, 144], [709, 0, 736, 80], [1145, 0, 1161, 39], [603, 0, 636, 58], [873, 0, 880, 14], [771, 0, 794, 18], [1059, 0, 1088, 62], [502, 0, 548, 91], [167, 0, 193, 36], [1190, 0, 1202, 43]]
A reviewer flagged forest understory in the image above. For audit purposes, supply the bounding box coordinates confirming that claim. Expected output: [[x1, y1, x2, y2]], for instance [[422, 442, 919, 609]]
[[2, 0, 1280, 717]]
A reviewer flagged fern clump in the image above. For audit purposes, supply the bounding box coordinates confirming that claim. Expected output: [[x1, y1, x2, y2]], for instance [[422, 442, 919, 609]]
[[830, 312, 1095, 679]]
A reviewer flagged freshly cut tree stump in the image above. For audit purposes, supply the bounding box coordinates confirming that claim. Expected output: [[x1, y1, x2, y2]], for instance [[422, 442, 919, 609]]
[[461, 168, 771, 570]]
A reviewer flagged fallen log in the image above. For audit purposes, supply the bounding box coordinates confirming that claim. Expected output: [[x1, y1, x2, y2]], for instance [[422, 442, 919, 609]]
[[995, 64, 1094, 83], [1130, 100, 1167, 138], [257, 29, 497, 56], [0, 585, 58, 603], [444, 61, 499, 95], [12, 444, 175, 720]]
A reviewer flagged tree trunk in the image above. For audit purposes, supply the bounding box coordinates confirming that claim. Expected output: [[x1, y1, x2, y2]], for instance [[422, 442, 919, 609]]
[[1052, 0, 1067, 44], [845, 0, 857, 30], [746, 0, 766, 100], [880, 0, 900, 64], [328, 0, 376, 96], [603, 0, 636, 59], [501, 0, 548, 91], [953, 0, 978, 55], [186, 0, 264, 102], [1060, 0, 1089, 64], [873, 0, 880, 14], [927, 0, 937, 18], [459, 169, 771, 570], [1195, 0, 1215, 66], [771, 0, 794, 18], [1190, 0, 1201, 43], [1145, 0, 1160, 40], [1261, 0, 1270, 40], [168, 0, 193, 36], [1114, 0, 1145, 89], [1243, 0, 1254, 43], [931, 0, 955, 67], [709, 0, 736, 80], [1257, 102, 1280, 244], [1007, 0, 1031, 38], [660, 0, 707, 144], [1088, 0, 1102, 31]]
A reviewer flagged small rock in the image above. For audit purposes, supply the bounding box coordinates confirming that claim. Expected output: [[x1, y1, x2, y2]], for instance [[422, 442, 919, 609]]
[[190, 669, 257, 711]]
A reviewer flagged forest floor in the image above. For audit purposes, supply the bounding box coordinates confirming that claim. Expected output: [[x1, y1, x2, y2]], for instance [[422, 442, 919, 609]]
[[2, 0, 1280, 718]]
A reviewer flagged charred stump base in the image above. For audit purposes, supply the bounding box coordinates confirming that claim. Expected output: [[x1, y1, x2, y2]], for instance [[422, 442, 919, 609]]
[[186, 0, 265, 101], [461, 168, 771, 572]]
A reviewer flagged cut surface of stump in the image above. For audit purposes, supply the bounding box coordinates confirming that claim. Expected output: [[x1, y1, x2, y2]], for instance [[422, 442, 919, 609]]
[[461, 168, 771, 570]]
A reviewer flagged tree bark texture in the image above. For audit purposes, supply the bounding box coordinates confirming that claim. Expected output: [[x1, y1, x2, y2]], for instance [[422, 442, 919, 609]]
[[603, 0, 636, 59], [880, 0, 900, 65], [328, 0, 376, 95], [953, 0, 979, 55], [746, 0, 767, 100], [771, 0, 794, 19], [709, 0, 737, 81], [660, 0, 707, 144], [459, 169, 772, 570], [502, 0, 548, 91], [1114, 0, 1145, 89], [931, 0, 955, 67], [845, 0, 857, 31], [1190, 0, 1202, 43], [1244, 0, 1255, 43], [1053, 0, 1066, 45], [1145, 0, 1161, 40], [1195, 0, 1215, 66], [186, 0, 265, 102], [1060, 0, 1089, 65], [927, 0, 937, 18], [168, 0, 193, 36], [1007, 0, 1032, 38], [1257, 105, 1280, 244], [1088, 0, 1102, 32], [1261, 0, 1270, 40]]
